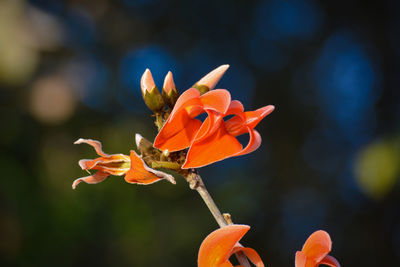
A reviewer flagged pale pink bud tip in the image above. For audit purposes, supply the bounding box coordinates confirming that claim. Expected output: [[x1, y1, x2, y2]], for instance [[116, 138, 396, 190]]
[[163, 71, 176, 94], [140, 69, 156, 94], [197, 64, 230, 90]]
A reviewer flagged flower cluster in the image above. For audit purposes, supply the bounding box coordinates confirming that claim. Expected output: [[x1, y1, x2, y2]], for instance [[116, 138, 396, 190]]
[[73, 65, 340, 267]]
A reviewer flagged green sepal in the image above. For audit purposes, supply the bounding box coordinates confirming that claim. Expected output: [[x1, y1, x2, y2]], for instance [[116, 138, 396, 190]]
[[162, 87, 179, 108], [192, 84, 210, 95], [143, 86, 164, 112]]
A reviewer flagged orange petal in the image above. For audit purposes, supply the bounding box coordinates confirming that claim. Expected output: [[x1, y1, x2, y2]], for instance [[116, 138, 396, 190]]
[[198, 225, 250, 267], [319, 255, 340, 267], [200, 89, 231, 114], [225, 105, 274, 136], [125, 151, 175, 185], [168, 88, 201, 120], [234, 128, 262, 157], [74, 138, 109, 157], [193, 110, 224, 142], [78, 154, 130, 174], [154, 109, 203, 151], [226, 100, 244, 116], [244, 105, 275, 129], [302, 230, 332, 264], [154, 89, 203, 151], [231, 246, 265, 267], [72, 171, 109, 189], [295, 251, 307, 267], [182, 124, 242, 169]]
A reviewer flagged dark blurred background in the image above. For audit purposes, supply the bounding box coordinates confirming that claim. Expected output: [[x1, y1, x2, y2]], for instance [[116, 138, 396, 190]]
[[1, 0, 399, 266]]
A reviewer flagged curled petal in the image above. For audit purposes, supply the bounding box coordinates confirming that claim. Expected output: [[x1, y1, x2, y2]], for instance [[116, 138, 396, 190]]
[[200, 89, 231, 114], [244, 105, 275, 129], [125, 151, 175, 185], [198, 225, 250, 267], [302, 230, 332, 263], [319, 255, 341, 267], [231, 246, 264, 267], [72, 171, 109, 189], [226, 100, 244, 116], [193, 110, 224, 142], [234, 128, 262, 157], [74, 138, 109, 157], [225, 105, 274, 137]]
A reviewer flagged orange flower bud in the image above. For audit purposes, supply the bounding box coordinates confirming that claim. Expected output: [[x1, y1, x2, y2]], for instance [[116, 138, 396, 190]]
[[162, 71, 179, 108], [193, 64, 230, 94]]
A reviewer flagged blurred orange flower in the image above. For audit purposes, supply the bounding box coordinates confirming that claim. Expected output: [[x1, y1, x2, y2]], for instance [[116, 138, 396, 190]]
[[73, 138, 175, 189], [295, 230, 340, 267], [198, 224, 264, 267]]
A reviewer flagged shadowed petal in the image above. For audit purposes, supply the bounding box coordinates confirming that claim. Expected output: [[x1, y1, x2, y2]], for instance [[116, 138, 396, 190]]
[[125, 151, 175, 185], [302, 230, 332, 263], [154, 89, 203, 151], [231, 246, 265, 267], [319, 255, 341, 267], [72, 171, 109, 189], [193, 110, 224, 142], [226, 100, 244, 116], [234, 128, 262, 157], [182, 124, 242, 169], [198, 225, 250, 267]]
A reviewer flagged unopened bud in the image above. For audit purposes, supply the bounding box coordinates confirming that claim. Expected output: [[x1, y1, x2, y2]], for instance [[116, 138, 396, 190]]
[[162, 71, 179, 108], [192, 64, 230, 94], [140, 69, 164, 112]]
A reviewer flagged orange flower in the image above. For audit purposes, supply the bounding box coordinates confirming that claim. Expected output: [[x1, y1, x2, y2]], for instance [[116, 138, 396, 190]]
[[154, 87, 274, 169], [295, 230, 340, 267], [154, 88, 231, 152], [198, 224, 264, 267], [73, 138, 175, 189], [182, 101, 274, 168]]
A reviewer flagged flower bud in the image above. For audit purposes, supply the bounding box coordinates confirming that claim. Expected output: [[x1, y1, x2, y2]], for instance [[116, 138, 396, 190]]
[[192, 64, 230, 94], [162, 71, 179, 108], [141, 69, 164, 112]]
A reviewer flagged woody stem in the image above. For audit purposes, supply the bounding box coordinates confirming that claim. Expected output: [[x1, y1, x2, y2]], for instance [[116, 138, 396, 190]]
[[185, 172, 251, 267]]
